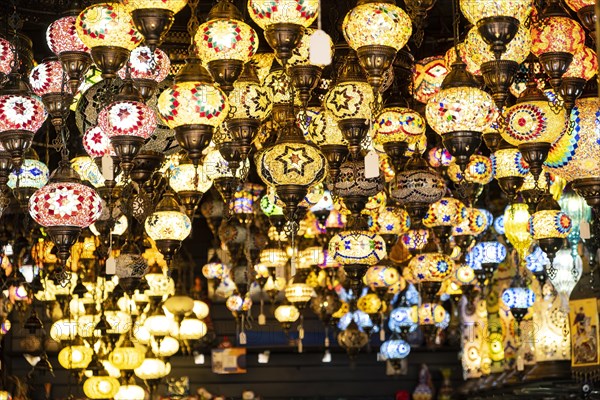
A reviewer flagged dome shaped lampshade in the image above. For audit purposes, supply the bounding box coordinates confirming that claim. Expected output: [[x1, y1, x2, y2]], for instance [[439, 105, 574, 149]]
[[169, 162, 213, 194], [122, 0, 187, 13], [117, 46, 171, 83], [334, 159, 384, 200], [401, 229, 429, 252], [157, 81, 230, 129], [306, 110, 347, 146], [115, 250, 148, 279], [282, 27, 334, 68], [423, 197, 467, 228], [83, 375, 120, 400], [455, 263, 476, 285], [460, 0, 533, 25], [47, 15, 90, 55], [195, 18, 258, 65], [453, 207, 487, 237], [8, 158, 49, 190], [380, 338, 411, 360], [274, 304, 301, 325], [178, 317, 208, 340], [247, 0, 319, 30], [76, 3, 143, 77], [502, 285, 535, 310], [391, 161, 446, 221], [448, 154, 495, 185], [29, 60, 70, 97], [0, 38, 14, 77], [530, 210, 572, 240], [329, 231, 386, 266], [324, 79, 374, 122], [364, 265, 400, 288], [228, 76, 272, 121], [413, 56, 449, 104], [29, 180, 102, 229], [202, 258, 228, 279], [469, 241, 507, 267], [373, 107, 426, 146], [375, 206, 410, 235], [545, 97, 600, 183], [285, 282, 314, 305], [388, 305, 418, 334], [561, 46, 597, 81], [409, 253, 454, 283], [98, 99, 157, 140], [418, 303, 448, 326], [530, 14, 585, 58], [114, 384, 146, 400], [83, 126, 115, 159]]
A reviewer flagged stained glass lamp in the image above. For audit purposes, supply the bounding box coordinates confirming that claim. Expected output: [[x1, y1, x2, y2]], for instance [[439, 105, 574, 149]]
[[423, 197, 466, 244], [83, 374, 121, 399], [29, 58, 72, 129], [493, 144, 529, 198], [342, 2, 412, 90], [380, 337, 411, 363], [530, 0, 586, 89], [29, 163, 102, 266], [195, 0, 259, 92], [502, 274, 535, 323], [247, 0, 319, 64], [530, 195, 572, 265], [118, 46, 171, 100], [388, 305, 418, 334], [145, 189, 191, 264], [122, 0, 187, 50], [559, 46, 597, 111], [169, 159, 213, 218], [158, 59, 229, 166], [76, 2, 143, 78]]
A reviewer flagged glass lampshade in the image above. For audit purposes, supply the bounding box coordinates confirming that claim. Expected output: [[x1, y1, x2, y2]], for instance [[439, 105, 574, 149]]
[[376, 206, 410, 235], [158, 81, 230, 129], [525, 245, 550, 273], [47, 15, 89, 55], [400, 229, 429, 252], [463, 24, 531, 72], [455, 263, 476, 285], [388, 305, 418, 333], [530, 210, 572, 239], [76, 3, 143, 51], [418, 302, 448, 326], [299, 246, 324, 268], [50, 318, 77, 342], [144, 311, 177, 337], [0, 94, 47, 134], [460, 0, 533, 25], [118, 46, 170, 82], [195, 18, 258, 64], [122, 0, 187, 13], [343, 2, 412, 51], [193, 300, 210, 320], [274, 304, 300, 323], [562, 46, 598, 81], [204, 147, 249, 180], [71, 156, 105, 188], [550, 248, 582, 300], [114, 384, 145, 400], [58, 344, 93, 370], [502, 93, 568, 147], [493, 147, 529, 179], [151, 336, 179, 357], [564, 0, 595, 11], [409, 253, 454, 282], [423, 197, 466, 228], [8, 158, 49, 189], [202, 259, 229, 279], [145, 210, 191, 241], [364, 265, 400, 288], [29, 181, 102, 228], [453, 207, 486, 236], [247, 0, 319, 30], [109, 342, 145, 370], [285, 282, 314, 304], [178, 317, 208, 340], [504, 202, 532, 258], [260, 193, 284, 217], [357, 293, 382, 314], [83, 126, 115, 159], [228, 76, 271, 120], [545, 97, 600, 182], [260, 247, 289, 268], [306, 110, 347, 146], [134, 357, 170, 380], [29, 60, 70, 97], [381, 338, 411, 360], [413, 56, 448, 104], [83, 375, 120, 400], [335, 159, 384, 198], [502, 285, 535, 309], [169, 162, 213, 193], [98, 99, 157, 140], [329, 230, 387, 266], [531, 16, 585, 57], [448, 155, 495, 185], [373, 107, 425, 145], [324, 80, 374, 121], [469, 241, 507, 267], [426, 86, 495, 136], [391, 168, 446, 206], [256, 141, 326, 188]]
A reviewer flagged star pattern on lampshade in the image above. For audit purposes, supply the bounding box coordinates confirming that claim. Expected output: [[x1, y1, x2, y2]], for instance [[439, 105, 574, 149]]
[[274, 145, 314, 177]]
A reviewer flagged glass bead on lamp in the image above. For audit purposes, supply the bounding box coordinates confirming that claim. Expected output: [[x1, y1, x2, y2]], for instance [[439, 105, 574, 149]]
[[76, 2, 143, 78]]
